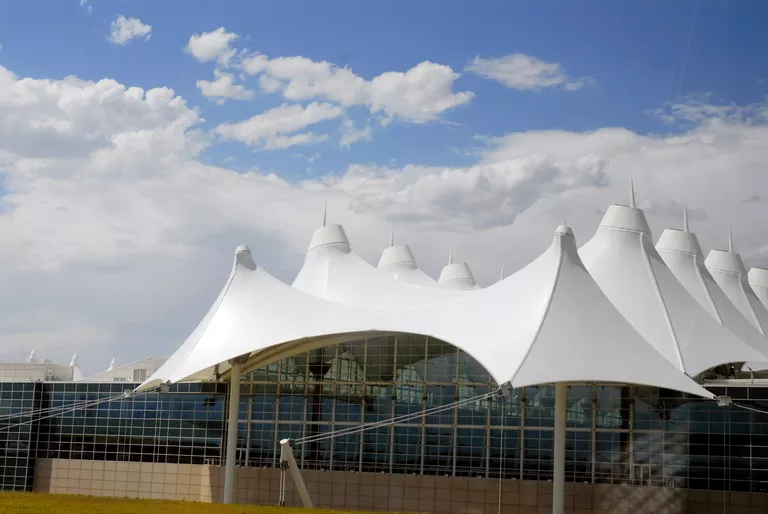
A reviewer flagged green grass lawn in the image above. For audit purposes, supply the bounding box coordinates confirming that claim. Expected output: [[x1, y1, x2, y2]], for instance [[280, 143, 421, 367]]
[[0, 492, 373, 513]]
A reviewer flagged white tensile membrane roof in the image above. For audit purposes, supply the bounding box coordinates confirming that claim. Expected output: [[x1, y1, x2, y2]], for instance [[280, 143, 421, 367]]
[[137, 226, 711, 399], [292, 223, 463, 307], [377, 227, 439, 288], [750, 268, 768, 310], [579, 199, 767, 376], [655, 208, 768, 369], [705, 233, 768, 339]]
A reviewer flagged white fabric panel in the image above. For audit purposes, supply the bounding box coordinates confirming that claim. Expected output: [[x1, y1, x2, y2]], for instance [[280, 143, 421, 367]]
[[656, 229, 768, 362], [706, 250, 768, 337], [750, 268, 768, 310], [580, 205, 765, 376]]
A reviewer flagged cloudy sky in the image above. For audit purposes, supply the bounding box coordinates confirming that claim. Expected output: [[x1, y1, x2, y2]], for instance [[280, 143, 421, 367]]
[[0, 1, 767, 374]]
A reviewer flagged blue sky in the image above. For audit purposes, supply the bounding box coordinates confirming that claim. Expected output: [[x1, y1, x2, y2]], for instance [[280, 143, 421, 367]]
[[2, 0, 767, 180]]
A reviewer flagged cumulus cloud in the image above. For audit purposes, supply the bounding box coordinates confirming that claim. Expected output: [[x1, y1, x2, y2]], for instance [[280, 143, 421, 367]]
[[213, 102, 342, 149], [185, 27, 239, 66], [466, 53, 595, 91], [108, 16, 152, 45], [2, 63, 768, 375], [240, 54, 473, 124], [196, 70, 254, 102]]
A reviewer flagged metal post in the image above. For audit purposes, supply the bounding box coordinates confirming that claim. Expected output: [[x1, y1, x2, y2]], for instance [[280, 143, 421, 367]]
[[281, 438, 315, 508], [223, 359, 242, 504], [553, 383, 567, 514]]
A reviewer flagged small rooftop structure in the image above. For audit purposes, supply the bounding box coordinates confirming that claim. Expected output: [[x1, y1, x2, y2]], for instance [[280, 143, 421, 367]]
[[377, 226, 438, 287], [437, 243, 479, 290]]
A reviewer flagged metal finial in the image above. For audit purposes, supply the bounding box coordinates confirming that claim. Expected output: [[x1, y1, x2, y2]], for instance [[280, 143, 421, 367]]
[[389, 225, 395, 247], [728, 227, 733, 253], [500, 261, 505, 281], [322, 202, 327, 227], [448, 241, 454, 265], [683, 204, 689, 232], [629, 176, 636, 209]]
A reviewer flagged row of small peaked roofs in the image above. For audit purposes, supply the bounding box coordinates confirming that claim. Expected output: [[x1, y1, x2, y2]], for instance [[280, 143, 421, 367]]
[[137, 190, 768, 403]]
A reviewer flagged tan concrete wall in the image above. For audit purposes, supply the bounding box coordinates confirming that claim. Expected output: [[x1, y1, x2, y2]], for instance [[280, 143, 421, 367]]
[[34, 458, 768, 513]]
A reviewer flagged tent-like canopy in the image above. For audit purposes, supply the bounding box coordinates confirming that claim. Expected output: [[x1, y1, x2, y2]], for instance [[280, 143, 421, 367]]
[[705, 239, 768, 337], [138, 226, 711, 398], [579, 203, 766, 376], [750, 268, 768, 310], [655, 222, 768, 362], [292, 224, 460, 307]]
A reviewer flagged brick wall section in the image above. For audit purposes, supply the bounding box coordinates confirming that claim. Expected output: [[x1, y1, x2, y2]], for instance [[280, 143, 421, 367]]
[[34, 459, 768, 513]]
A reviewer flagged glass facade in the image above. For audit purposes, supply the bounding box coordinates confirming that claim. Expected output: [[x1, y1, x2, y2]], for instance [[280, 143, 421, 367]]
[[1, 336, 768, 495]]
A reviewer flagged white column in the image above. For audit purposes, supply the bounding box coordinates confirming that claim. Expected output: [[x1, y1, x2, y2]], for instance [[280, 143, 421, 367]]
[[553, 382, 567, 514], [223, 359, 242, 504]]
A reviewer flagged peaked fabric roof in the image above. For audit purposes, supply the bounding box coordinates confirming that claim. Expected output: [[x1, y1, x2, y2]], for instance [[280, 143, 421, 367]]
[[579, 204, 766, 376], [292, 224, 460, 307], [706, 248, 768, 336], [138, 227, 712, 400], [750, 268, 768, 310], [377, 244, 439, 287], [655, 227, 768, 363]]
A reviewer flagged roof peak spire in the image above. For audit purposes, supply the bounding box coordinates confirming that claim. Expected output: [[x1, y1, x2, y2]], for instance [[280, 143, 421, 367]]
[[322, 202, 327, 227], [728, 226, 734, 253], [629, 176, 636, 208], [389, 225, 395, 247], [448, 240, 454, 265], [683, 204, 689, 232], [500, 261, 505, 281]]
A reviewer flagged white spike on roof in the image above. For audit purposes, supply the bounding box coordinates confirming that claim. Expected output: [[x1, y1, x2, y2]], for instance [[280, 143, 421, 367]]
[[138, 226, 712, 401], [656, 228, 768, 362], [749, 268, 768, 310], [107, 357, 116, 372], [294, 224, 459, 306], [438, 262, 479, 290], [377, 244, 438, 287], [705, 247, 768, 337], [580, 204, 766, 375]]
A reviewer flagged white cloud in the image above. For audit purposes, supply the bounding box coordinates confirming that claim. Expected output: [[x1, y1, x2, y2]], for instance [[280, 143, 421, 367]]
[[466, 53, 595, 91], [108, 16, 152, 45], [2, 63, 768, 376], [241, 54, 473, 124], [196, 70, 253, 102], [339, 118, 371, 147], [213, 102, 342, 149], [79, 0, 93, 15], [185, 27, 239, 66]]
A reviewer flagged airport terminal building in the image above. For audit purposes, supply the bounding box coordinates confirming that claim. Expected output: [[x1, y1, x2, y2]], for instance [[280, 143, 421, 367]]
[[4, 198, 768, 514]]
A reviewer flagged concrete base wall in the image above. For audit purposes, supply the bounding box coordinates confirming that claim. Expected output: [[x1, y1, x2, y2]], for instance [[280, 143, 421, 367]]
[[34, 459, 768, 513]]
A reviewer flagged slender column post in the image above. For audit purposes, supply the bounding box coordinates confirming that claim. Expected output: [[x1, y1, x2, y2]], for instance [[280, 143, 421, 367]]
[[553, 382, 567, 514], [223, 358, 243, 504]]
